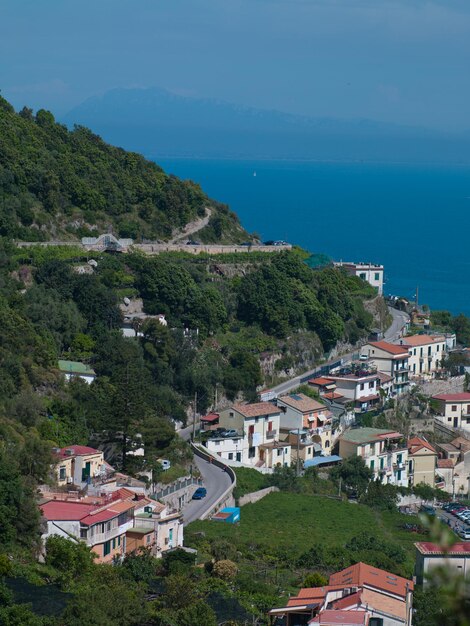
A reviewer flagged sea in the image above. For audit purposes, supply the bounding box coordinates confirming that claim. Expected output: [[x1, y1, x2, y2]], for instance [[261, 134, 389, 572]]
[[157, 158, 470, 315]]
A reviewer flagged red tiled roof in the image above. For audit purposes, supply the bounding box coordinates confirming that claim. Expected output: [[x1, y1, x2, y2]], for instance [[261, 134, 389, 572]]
[[40, 501, 95, 521], [309, 377, 335, 386], [432, 392, 470, 402], [330, 591, 362, 609], [309, 610, 368, 625], [355, 394, 379, 403], [377, 372, 393, 383], [323, 391, 344, 400], [57, 445, 101, 459], [80, 508, 120, 526], [437, 459, 454, 469], [415, 542, 470, 555], [200, 413, 220, 422], [368, 341, 409, 356], [329, 562, 413, 596], [233, 402, 279, 418], [408, 436, 436, 455]]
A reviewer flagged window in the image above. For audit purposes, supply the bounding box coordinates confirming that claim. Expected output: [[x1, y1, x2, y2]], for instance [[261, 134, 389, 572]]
[[215, 440, 220, 446], [117, 536, 121, 546], [277, 448, 282, 456], [452, 405, 457, 411], [374, 272, 380, 281], [467, 405, 470, 414], [369, 618, 384, 626], [248, 447, 256, 459], [360, 383, 364, 391], [103, 541, 111, 556], [112, 538, 116, 549], [437, 345, 440, 351], [325, 440, 330, 448], [307, 447, 311, 454], [380, 457, 384, 470], [369, 381, 374, 389], [268, 421, 273, 431], [448, 417, 452, 422], [228, 453, 233, 460], [59, 466, 67, 481], [146, 534, 151, 545], [370, 460, 375, 470], [106, 521, 112, 532], [255, 417, 259, 424], [80, 528, 88, 539], [229, 412, 234, 418], [397, 453, 402, 463], [248, 424, 255, 435], [359, 272, 366, 279], [414, 348, 416, 356], [397, 470, 402, 481]]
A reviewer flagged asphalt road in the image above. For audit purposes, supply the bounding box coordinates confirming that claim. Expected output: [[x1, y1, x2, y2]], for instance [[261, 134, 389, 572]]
[[270, 307, 409, 396], [181, 453, 232, 526], [437, 507, 470, 536]]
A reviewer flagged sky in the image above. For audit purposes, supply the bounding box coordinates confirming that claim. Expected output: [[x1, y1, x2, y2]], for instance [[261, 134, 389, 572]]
[[1, 0, 470, 130]]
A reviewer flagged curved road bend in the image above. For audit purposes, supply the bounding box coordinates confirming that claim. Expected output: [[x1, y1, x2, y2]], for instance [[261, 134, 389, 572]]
[[182, 453, 232, 526]]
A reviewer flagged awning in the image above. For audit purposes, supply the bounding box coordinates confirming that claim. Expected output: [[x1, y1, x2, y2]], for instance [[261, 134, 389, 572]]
[[200, 413, 219, 423], [304, 455, 342, 468]]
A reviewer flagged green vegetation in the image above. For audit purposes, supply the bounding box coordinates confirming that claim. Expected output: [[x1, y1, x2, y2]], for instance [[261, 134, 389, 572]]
[[233, 467, 270, 499], [186, 491, 427, 579], [0, 95, 246, 242]]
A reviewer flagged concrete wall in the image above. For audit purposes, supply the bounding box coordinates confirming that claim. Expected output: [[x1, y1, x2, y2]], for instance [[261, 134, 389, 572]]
[[134, 243, 292, 255], [238, 486, 279, 507]]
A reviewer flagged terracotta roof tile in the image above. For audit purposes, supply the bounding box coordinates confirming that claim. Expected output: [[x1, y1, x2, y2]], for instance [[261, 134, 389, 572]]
[[309, 610, 368, 625], [437, 459, 455, 469], [309, 377, 335, 386], [415, 542, 470, 555], [233, 402, 279, 418], [368, 341, 409, 356], [57, 445, 102, 459], [400, 334, 445, 347], [278, 393, 325, 413], [329, 562, 413, 596], [432, 393, 470, 402]]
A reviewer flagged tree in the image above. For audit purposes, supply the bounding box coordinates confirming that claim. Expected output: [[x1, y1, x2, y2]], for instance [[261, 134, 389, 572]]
[[303, 572, 328, 587], [45, 536, 96, 585], [212, 559, 238, 581], [331, 455, 373, 496]]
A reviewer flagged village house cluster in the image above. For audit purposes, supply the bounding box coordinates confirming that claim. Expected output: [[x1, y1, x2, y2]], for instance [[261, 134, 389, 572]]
[[41, 445, 184, 564]]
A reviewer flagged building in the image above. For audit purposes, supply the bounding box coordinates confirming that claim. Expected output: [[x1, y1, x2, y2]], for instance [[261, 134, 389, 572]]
[[407, 436, 437, 487], [362, 341, 410, 395], [435, 436, 470, 496], [200, 412, 220, 431], [339, 428, 408, 486], [268, 562, 413, 626], [334, 261, 384, 295], [58, 360, 96, 384], [308, 377, 337, 396], [321, 366, 381, 413], [54, 445, 109, 489], [432, 392, 470, 432], [415, 542, 470, 585], [397, 334, 446, 378], [206, 402, 291, 468], [277, 393, 333, 454], [287, 429, 323, 467], [40, 488, 183, 563]]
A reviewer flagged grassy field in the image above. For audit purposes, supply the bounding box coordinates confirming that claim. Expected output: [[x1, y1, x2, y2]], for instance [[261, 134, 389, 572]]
[[186, 492, 428, 579]]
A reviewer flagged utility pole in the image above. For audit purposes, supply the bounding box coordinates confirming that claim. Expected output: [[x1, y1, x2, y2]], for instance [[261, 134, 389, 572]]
[[296, 428, 301, 476], [192, 391, 198, 441]]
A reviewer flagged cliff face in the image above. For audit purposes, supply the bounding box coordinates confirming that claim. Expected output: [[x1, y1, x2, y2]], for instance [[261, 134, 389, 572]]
[[0, 96, 248, 243]]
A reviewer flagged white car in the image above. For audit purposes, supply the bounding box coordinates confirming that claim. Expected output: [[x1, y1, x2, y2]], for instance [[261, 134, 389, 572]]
[[459, 529, 470, 540]]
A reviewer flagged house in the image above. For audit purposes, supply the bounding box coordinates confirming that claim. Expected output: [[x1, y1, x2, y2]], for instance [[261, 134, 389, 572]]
[[398, 334, 446, 378], [339, 428, 408, 486], [40, 488, 183, 563], [206, 402, 291, 468], [268, 562, 413, 626], [320, 366, 381, 413], [415, 542, 470, 585], [362, 341, 410, 395], [333, 261, 384, 295], [200, 412, 220, 431], [407, 436, 437, 487], [435, 436, 470, 496], [432, 392, 470, 432], [58, 360, 96, 384], [277, 393, 332, 430], [287, 429, 324, 467], [54, 445, 109, 489]]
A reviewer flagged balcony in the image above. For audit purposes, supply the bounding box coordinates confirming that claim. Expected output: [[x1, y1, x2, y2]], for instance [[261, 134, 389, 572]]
[[83, 521, 131, 546], [395, 365, 409, 373], [266, 429, 277, 440]]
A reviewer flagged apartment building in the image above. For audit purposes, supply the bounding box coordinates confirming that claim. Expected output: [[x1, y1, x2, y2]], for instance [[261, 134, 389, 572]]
[[54, 445, 110, 489], [268, 562, 413, 626], [339, 428, 408, 486], [363, 341, 410, 395], [206, 402, 291, 468], [415, 542, 470, 585], [398, 334, 446, 377], [432, 392, 470, 432], [323, 366, 381, 413], [407, 436, 437, 487], [334, 261, 384, 295]]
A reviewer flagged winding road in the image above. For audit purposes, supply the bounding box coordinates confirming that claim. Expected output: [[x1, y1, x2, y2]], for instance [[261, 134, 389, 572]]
[[182, 454, 232, 526]]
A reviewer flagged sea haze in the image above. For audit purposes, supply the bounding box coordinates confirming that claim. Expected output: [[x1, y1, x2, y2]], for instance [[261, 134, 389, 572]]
[[157, 158, 470, 316]]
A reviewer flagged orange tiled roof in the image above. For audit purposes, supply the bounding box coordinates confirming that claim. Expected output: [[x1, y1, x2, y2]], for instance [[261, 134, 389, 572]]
[[233, 402, 279, 418], [329, 562, 413, 597], [309, 377, 335, 386], [368, 341, 409, 356], [278, 393, 325, 413], [408, 436, 436, 455], [401, 334, 444, 347], [437, 459, 455, 469]]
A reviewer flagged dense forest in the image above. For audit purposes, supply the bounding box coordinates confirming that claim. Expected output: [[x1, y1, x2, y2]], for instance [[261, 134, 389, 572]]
[[0, 95, 246, 242]]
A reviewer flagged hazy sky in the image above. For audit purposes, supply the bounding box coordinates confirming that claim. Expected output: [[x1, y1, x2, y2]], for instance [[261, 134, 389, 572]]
[[2, 0, 470, 130]]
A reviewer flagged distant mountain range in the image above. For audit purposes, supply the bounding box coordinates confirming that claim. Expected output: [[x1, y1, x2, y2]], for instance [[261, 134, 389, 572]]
[[64, 87, 470, 163]]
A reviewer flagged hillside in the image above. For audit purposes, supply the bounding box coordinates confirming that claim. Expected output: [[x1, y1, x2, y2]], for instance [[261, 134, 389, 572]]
[[0, 95, 248, 242], [63, 86, 470, 162]]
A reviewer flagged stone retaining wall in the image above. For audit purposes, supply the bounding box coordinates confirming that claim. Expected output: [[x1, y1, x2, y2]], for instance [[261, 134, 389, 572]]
[[238, 486, 279, 507]]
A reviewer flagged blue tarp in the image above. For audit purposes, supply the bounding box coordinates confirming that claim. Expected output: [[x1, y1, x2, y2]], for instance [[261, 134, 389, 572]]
[[304, 455, 342, 468]]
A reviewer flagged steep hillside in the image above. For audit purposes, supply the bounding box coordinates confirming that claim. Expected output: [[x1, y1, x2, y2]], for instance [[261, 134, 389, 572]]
[[0, 96, 248, 242]]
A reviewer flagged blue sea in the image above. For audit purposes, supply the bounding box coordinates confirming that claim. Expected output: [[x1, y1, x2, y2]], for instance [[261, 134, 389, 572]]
[[157, 159, 470, 315]]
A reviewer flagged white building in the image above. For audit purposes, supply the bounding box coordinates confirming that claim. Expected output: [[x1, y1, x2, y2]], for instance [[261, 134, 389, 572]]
[[432, 392, 470, 432], [58, 360, 96, 384], [323, 367, 381, 413], [334, 261, 384, 295], [339, 428, 409, 486], [362, 341, 410, 395], [397, 334, 446, 378], [206, 402, 291, 468]]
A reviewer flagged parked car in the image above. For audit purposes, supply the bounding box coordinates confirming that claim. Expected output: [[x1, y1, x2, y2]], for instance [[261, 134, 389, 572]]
[[222, 429, 238, 438], [459, 529, 470, 540], [210, 428, 227, 438], [420, 505, 436, 516], [192, 487, 207, 500]]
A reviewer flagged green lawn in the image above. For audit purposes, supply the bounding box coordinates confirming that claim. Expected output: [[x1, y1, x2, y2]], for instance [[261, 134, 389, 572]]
[[186, 492, 428, 578]]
